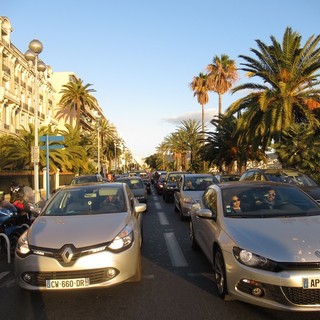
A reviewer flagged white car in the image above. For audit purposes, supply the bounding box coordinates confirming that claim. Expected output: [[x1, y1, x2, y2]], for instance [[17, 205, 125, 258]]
[[190, 181, 320, 311], [15, 182, 146, 291]]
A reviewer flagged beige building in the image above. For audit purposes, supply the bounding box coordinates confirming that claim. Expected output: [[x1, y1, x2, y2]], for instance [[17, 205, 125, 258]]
[[0, 16, 104, 139]]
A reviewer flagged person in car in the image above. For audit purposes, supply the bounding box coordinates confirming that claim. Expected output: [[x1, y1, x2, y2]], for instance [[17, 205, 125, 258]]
[[185, 180, 195, 190], [230, 195, 242, 213], [262, 189, 277, 208]]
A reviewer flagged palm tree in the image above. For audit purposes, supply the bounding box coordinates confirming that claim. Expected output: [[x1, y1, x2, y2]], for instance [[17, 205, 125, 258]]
[[57, 78, 98, 126], [226, 27, 320, 151], [190, 73, 210, 141], [274, 123, 320, 173], [206, 54, 238, 115], [177, 119, 203, 172], [59, 124, 90, 173], [200, 114, 266, 173]]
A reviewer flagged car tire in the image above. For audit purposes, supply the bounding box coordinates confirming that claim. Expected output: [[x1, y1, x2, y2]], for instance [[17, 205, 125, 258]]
[[179, 206, 185, 221], [164, 193, 170, 203], [213, 247, 229, 300], [174, 201, 179, 212], [189, 221, 199, 250]]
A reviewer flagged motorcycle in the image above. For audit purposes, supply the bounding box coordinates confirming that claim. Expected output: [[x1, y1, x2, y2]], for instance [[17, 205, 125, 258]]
[[0, 201, 28, 259]]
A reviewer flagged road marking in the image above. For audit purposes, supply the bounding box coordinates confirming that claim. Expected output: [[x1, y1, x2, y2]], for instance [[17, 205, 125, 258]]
[[0, 271, 10, 280], [164, 232, 188, 267], [154, 202, 162, 209], [157, 212, 169, 225]]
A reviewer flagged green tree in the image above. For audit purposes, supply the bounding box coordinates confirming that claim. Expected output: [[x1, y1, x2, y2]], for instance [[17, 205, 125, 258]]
[[226, 27, 320, 151], [177, 119, 203, 172], [57, 78, 98, 126], [206, 54, 238, 115], [60, 124, 90, 173], [273, 124, 320, 176], [190, 73, 210, 141], [200, 115, 266, 173]]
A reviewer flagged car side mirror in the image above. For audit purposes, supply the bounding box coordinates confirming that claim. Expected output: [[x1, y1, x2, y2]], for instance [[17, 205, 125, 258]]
[[196, 208, 215, 219]]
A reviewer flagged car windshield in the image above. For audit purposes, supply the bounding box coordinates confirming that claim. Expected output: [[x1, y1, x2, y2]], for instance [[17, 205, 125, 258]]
[[43, 185, 127, 216], [264, 171, 318, 186], [118, 179, 144, 189], [71, 175, 99, 184], [222, 185, 320, 218], [183, 176, 215, 191], [168, 174, 182, 182]]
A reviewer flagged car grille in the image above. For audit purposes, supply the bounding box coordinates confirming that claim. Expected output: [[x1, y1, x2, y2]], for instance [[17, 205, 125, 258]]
[[30, 243, 111, 267], [24, 268, 119, 287], [282, 286, 320, 305]]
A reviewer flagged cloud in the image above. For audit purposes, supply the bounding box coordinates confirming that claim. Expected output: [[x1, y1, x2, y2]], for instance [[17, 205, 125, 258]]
[[162, 108, 217, 125]]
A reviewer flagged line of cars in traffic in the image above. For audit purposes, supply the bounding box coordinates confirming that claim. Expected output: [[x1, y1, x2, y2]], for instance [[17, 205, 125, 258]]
[[154, 168, 320, 311], [10, 167, 320, 311]]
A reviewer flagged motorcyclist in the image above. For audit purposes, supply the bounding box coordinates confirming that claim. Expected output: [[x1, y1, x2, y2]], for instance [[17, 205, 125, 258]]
[[10, 186, 31, 225]]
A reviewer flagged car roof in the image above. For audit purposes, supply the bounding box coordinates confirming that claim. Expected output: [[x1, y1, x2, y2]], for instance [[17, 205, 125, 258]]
[[116, 176, 143, 181], [210, 180, 300, 191], [182, 173, 213, 177]]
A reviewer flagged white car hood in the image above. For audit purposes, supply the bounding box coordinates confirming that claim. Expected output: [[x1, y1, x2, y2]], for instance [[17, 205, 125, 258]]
[[28, 213, 129, 248], [224, 215, 320, 262]]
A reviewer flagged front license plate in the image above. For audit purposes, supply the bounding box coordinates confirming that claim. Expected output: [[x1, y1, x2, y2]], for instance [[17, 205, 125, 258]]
[[46, 278, 90, 289], [303, 278, 320, 289]]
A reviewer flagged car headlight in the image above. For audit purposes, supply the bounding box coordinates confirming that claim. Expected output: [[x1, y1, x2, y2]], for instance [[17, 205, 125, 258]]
[[182, 197, 196, 205], [233, 247, 277, 271], [108, 223, 134, 252], [16, 230, 30, 256]]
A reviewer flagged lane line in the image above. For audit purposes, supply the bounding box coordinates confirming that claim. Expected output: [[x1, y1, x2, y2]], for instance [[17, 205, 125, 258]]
[[164, 232, 188, 267], [0, 271, 10, 280], [157, 212, 169, 225]]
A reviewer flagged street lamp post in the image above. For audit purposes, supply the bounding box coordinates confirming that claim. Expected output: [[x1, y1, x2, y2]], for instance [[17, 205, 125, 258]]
[[93, 111, 101, 175], [97, 126, 101, 175], [25, 39, 46, 203], [114, 141, 117, 173]]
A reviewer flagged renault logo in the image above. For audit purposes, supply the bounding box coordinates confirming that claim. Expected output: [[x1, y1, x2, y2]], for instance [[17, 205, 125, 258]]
[[61, 246, 74, 263]]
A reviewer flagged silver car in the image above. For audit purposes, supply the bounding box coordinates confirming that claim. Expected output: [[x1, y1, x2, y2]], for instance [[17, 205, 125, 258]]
[[115, 176, 148, 206], [174, 173, 217, 220], [189, 181, 320, 311], [14, 182, 146, 291]]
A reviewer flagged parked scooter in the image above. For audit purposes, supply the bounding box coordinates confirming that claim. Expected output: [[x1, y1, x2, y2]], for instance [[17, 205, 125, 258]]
[[0, 194, 29, 256]]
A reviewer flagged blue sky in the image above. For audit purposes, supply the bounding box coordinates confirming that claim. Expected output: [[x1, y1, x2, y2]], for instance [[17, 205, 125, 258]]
[[2, 0, 320, 161]]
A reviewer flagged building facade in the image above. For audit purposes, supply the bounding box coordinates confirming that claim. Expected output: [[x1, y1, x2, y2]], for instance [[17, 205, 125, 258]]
[[0, 16, 104, 140]]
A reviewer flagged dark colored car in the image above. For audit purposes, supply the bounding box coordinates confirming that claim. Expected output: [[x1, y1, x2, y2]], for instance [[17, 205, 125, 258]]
[[239, 168, 320, 204], [162, 171, 188, 202], [154, 173, 167, 195], [215, 174, 241, 183]]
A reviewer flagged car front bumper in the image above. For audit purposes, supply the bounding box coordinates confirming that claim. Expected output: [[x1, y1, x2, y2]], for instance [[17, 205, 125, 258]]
[[14, 241, 141, 291]]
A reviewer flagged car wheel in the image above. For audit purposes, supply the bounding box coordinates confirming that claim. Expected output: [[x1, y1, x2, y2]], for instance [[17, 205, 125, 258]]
[[213, 247, 228, 299], [174, 201, 179, 212], [164, 193, 170, 203], [179, 206, 185, 221], [140, 221, 144, 247], [189, 221, 199, 250]]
